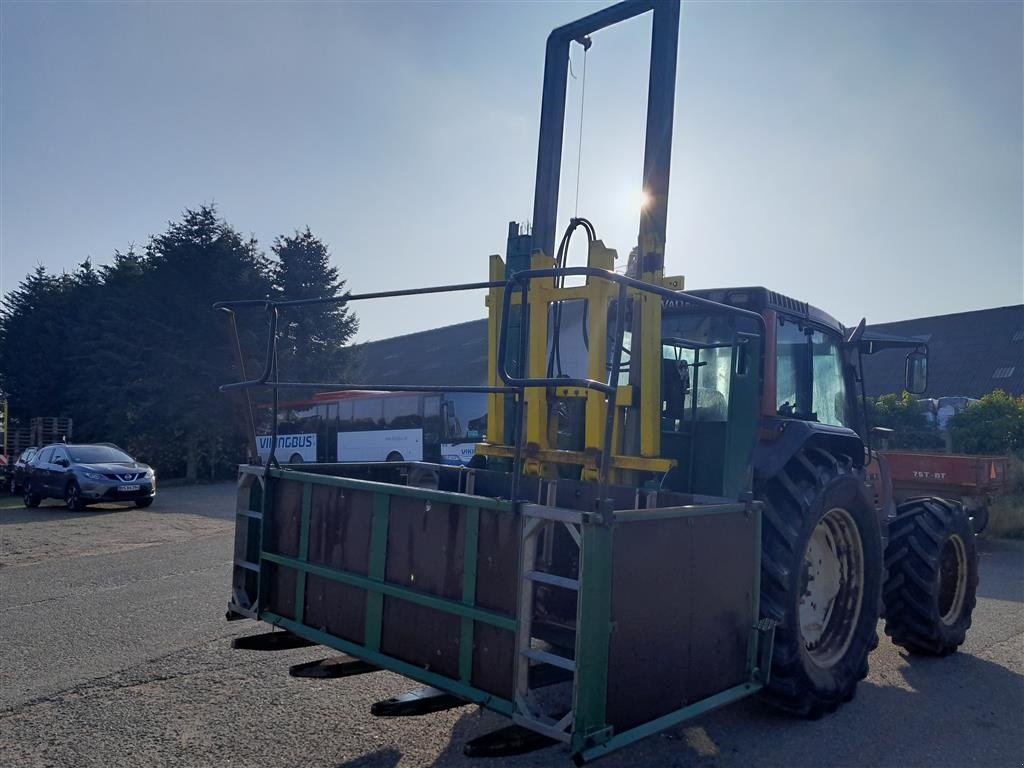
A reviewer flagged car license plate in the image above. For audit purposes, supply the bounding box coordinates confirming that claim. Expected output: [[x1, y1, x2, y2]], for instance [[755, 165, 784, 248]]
[[119, 484, 141, 492]]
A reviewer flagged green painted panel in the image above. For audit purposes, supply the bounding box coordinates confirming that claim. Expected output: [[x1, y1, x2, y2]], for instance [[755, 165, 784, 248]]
[[364, 493, 390, 651], [571, 519, 614, 753], [459, 506, 480, 683]]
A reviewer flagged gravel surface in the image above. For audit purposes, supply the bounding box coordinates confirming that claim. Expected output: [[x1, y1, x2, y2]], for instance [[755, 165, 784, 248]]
[[1, 483, 1021, 767]]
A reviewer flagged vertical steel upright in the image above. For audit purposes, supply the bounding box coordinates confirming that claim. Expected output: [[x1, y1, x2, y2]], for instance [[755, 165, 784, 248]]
[[527, 1, 681, 464]]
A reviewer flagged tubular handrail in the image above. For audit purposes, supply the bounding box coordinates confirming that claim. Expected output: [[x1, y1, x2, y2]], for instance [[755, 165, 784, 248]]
[[214, 265, 763, 484]]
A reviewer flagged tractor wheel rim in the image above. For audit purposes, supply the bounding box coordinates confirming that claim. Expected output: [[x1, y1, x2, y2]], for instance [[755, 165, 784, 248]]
[[799, 506, 865, 668], [938, 535, 968, 626]]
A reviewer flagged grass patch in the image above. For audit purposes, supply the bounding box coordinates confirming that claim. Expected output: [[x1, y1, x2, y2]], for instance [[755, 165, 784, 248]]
[[0, 494, 26, 510], [987, 493, 1024, 539]]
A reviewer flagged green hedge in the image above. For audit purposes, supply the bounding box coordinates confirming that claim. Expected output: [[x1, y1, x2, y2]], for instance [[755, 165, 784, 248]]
[[868, 389, 1024, 456]]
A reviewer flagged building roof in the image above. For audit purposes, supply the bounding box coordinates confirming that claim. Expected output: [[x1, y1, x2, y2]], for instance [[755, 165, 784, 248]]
[[354, 304, 1024, 399], [860, 304, 1024, 399], [354, 318, 489, 386]]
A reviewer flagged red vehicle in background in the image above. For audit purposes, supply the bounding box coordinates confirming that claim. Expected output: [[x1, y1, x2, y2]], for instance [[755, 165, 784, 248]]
[[880, 449, 1012, 534]]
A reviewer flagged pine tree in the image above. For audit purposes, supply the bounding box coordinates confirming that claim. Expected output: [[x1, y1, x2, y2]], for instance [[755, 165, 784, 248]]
[[272, 228, 359, 384], [0, 265, 76, 419], [135, 204, 273, 480]]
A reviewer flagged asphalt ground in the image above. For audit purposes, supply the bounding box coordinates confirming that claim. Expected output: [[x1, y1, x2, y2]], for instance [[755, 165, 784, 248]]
[[1, 484, 1021, 768]]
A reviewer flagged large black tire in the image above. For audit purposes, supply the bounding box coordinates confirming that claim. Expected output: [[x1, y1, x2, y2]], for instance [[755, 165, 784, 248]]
[[883, 498, 978, 656], [23, 488, 41, 508], [756, 447, 883, 718], [968, 504, 989, 536], [66, 480, 86, 512], [136, 497, 154, 509]]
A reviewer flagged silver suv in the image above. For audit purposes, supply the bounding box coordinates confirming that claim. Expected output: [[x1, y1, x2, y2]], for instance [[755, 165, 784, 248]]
[[23, 443, 156, 511]]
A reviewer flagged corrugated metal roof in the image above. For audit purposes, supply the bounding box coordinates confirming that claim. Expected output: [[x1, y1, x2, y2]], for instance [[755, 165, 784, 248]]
[[354, 319, 489, 386], [354, 304, 1024, 399], [860, 304, 1024, 398]]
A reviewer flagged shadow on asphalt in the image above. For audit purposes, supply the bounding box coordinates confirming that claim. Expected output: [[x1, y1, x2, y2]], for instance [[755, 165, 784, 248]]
[[423, 648, 1022, 767]]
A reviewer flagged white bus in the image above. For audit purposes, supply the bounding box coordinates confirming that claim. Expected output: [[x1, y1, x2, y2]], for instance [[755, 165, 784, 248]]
[[255, 390, 487, 466]]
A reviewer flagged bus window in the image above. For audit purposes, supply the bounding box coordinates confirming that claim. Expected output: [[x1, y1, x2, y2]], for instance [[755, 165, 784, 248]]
[[352, 397, 382, 427], [337, 400, 353, 429], [441, 394, 488, 441], [424, 396, 440, 419], [384, 395, 421, 428]]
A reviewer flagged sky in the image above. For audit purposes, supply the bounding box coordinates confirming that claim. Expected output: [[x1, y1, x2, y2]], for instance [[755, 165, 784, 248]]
[[2, 1, 1021, 342]]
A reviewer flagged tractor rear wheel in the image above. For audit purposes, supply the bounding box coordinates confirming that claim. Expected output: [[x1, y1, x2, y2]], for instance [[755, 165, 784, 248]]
[[756, 447, 883, 718], [883, 498, 978, 656]]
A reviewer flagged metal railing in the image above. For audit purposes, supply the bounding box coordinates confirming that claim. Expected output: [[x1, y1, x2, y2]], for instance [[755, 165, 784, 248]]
[[215, 265, 764, 491]]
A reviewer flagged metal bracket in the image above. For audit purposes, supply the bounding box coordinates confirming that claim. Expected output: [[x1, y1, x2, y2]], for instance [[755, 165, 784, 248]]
[[370, 686, 467, 717], [289, 655, 380, 679], [748, 618, 777, 686], [231, 630, 315, 652]]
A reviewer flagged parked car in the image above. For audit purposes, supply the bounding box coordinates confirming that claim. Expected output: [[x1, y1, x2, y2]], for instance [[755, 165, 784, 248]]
[[22, 443, 156, 511], [9, 447, 39, 494]]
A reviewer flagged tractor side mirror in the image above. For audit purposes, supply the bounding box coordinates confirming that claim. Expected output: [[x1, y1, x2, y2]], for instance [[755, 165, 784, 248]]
[[905, 349, 928, 394]]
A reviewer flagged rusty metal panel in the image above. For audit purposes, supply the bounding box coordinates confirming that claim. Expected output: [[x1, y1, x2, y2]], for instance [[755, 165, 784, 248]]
[[471, 509, 520, 698], [263, 479, 304, 618], [379, 496, 466, 677], [302, 485, 374, 643], [384, 496, 466, 600], [264, 561, 297, 620], [304, 576, 368, 645], [472, 622, 516, 698], [268, 480, 302, 558], [474, 508, 520, 614], [605, 511, 755, 731], [307, 485, 372, 575], [381, 599, 462, 679]]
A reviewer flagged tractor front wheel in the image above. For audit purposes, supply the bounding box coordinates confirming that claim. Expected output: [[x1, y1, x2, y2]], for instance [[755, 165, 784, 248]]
[[883, 498, 978, 656], [756, 448, 883, 718]]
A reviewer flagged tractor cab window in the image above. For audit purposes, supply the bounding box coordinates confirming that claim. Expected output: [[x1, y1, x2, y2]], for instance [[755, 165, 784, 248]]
[[660, 313, 737, 427], [776, 318, 812, 418], [776, 317, 849, 427], [660, 342, 733, 425], [811, 332, 847, 427]]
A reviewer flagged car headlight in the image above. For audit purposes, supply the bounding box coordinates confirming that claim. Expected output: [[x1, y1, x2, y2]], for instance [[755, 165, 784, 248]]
[[84, 472, 105, 481]]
